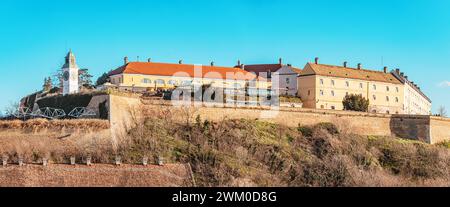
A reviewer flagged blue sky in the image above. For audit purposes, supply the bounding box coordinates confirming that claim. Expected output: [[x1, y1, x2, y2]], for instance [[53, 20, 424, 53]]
[[0, 0, 449, 114]]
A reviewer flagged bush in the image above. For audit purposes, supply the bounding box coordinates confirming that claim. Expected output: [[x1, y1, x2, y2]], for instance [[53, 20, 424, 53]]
[[315, 122, 339, 135], [298, 125, 313, 137], [342, 94, 369, 112]]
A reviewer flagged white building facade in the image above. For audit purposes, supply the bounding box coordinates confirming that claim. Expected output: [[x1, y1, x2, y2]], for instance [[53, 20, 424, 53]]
[[271, 65, 302, 96], [392, 69, 431, 115], [242, 59, 302, 96]]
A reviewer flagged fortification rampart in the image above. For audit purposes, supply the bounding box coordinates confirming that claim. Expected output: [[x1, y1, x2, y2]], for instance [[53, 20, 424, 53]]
[[109, 95, 450, 144]]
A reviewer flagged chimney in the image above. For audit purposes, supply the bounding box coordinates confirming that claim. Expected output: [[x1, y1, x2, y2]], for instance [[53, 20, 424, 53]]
[[400, 72, 404, 77], [147, 58, 151, 62], [314, 57, 319, 64], [343, 61, 347, 68], [179, 60, 183, 64], [124, 57, 129, 64], [395, 68, 400, 75], [210, 61, 214, 66], [279, 58, 283, 65], [287, 64, 292, 67], [404, 76, 408, 80], [357, 63, 362, 70], [383, 66, 388, 73]]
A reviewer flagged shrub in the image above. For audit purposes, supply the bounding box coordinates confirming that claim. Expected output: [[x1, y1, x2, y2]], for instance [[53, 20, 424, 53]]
[[298, 125, 313, 137], [342, 94, 369, 112], [437, 140, 450, 149], [315, 122, 339, 135]]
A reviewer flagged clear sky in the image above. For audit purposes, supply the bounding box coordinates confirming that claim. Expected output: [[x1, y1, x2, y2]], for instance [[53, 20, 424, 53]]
[[0, 0, 449, 114]]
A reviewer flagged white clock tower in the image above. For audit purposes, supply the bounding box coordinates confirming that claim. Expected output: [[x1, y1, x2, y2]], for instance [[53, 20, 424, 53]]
[[62, 50, 79, 95]]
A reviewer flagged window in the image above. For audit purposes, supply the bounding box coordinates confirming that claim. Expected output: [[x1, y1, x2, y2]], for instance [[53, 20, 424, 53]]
[[233, 83, 242, 88], [373, 84, 377, 90], [386, 110, 390, 114], [168, 80, 178, 85], [346, 81, 350, 87], [386, 96, 390, 102], [320, 90, 324, 96], [331, 90, 335, 96], [181, 80, 192, 86], [373, 95, 377, 100], [360, 83, 363, 89], [396, 87, 399, 92], [331, 106, 336, 110], [155, 79, 165, 85], [308, 90, 311, 96], [331, 80, 335, 86], [320, 105, 325, 109], [142, 78, 151, 84], [395, 97, 399, 103], [386, 86, 390, 92], [320, 79, 324, 85], [286, 78, 290, 84]]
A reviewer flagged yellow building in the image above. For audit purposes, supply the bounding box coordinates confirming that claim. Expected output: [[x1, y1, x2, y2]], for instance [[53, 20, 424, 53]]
[[298, 60, 404, 114], [107, 58, 270, 93]]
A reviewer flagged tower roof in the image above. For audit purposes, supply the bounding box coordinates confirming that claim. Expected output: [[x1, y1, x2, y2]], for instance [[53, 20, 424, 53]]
[[62, 50, 78, 69]]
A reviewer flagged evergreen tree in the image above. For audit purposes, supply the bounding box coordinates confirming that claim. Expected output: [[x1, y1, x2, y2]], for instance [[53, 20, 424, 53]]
[[96, 72, 110, 86], [79, 68, 94, 88], [342, 94, 369, 112], [42, 77, 53, 92]]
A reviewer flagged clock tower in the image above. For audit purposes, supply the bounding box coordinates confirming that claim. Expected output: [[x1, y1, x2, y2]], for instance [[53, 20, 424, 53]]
[[62, 50, 79, 95]]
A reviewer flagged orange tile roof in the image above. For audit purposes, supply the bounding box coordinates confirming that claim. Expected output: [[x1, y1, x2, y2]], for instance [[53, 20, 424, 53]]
[[300, 63, 402, 84], [291, 67, 303, 74], [109, 62, 265, 81]]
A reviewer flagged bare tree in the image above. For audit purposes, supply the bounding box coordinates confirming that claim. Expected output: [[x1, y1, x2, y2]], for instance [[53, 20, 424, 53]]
[[438, 105, 447, 117], [4, 101, 19, 116]]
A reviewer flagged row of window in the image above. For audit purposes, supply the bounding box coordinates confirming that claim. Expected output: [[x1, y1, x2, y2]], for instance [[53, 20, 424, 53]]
[[140, 78, 245, 88], [141, 78, 179, 85], [319, 79, 399, 92]]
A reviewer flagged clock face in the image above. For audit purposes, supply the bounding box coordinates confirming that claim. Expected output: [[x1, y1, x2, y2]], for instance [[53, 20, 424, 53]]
[[63, 71, 70, 81]]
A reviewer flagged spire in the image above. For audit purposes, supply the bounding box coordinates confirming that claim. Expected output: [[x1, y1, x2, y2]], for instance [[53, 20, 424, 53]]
[[62, 50, 78, 69]]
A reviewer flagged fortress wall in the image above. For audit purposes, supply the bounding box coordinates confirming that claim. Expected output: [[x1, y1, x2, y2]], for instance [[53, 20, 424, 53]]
[[430, 117, 450, 144], [109, 95, 450, 144]]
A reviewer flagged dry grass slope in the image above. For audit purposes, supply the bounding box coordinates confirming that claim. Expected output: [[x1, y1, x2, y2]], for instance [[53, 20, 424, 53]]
[[0, 119, 109, 132], [116, 106, 450, 187]]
